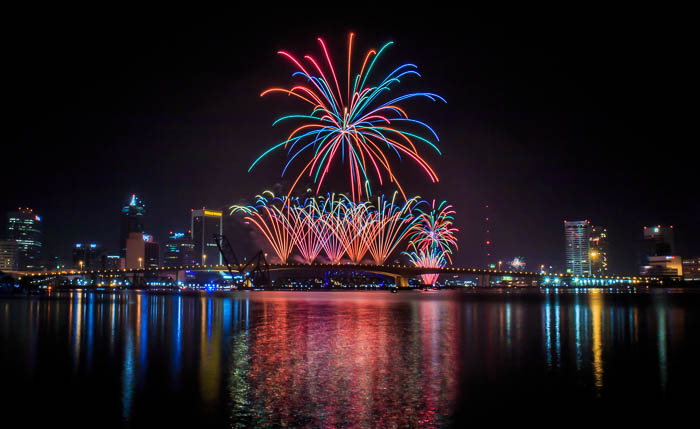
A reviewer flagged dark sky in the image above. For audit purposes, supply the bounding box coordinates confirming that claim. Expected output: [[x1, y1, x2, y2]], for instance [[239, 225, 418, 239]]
[[4, 8, 697, 274]]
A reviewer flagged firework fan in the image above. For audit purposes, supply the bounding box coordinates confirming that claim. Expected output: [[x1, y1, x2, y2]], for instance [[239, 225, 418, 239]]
[[403, 244, 451, 286], [330, 197, 374, 263], [315, 193, 347, 263], [249, 33, 446, 201], [408, 199, 459, 263], [285, 197, 326, 264], [364, 193, 420, 265], [232, 191, 427, 266], [230, 191, 295, 263]]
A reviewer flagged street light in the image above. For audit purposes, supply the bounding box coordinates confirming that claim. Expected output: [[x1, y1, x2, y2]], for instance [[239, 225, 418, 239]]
[[202, 254, 207, 266], [79, 260, 84, 271], [138, 257, 143, 269]]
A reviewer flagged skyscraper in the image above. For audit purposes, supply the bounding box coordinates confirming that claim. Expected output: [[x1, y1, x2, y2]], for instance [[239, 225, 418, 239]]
[[191, 209, 222, 265], [589, 225, 608, 275], [564, 220, 591, 276], [125, 232, 160, 269], [120, 194, 145, 259], [640, 225, 681, 276], [0, 239, 18, 270], [164, 230, 195, 266], [6, 207, 43, 270], [72, 243, 102, 270]]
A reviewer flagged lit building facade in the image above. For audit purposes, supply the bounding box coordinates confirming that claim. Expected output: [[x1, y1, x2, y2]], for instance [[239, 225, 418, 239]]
[[640, 225, 681, 277], [589, 225, 608, 275], [125, 232, 159, 269], [6, 207, 43, 270], [642, 225, 674, 256], [191, 209, 222, 265], [102, 254, 121, 270], [164, 230, 195, 267], [72, 243, 102, 270], [683, 258, 700, 281], [120, 195, 145, 259], [564, 220, 591, 276], [0, 239, 18, 270]]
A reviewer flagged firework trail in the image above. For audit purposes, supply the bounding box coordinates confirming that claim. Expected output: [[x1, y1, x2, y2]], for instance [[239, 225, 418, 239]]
[[403, 244, 450, 286], [287, 197, 326, 264], [365, 193, 419, 265], [250, 33, 446, 201], [315, 193, 347, 263], [230, 191, 295, 263], [408, 199, 459, 263], [403, 199, 458, 285]]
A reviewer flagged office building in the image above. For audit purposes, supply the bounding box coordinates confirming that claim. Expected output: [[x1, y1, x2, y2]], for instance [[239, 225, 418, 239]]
[[589, 225, 609, 275], [102, 254, 121, 270], [6, 207, 43, 270], [642, 225, 675, 256], [683, 258, 700, 281], [564, 220, 591, 276], [0, 239, 18, 270], [125, 232, 159, 269], [640, 225, 681, 277], [120, 194, 145, 259], [191, 208, 222, 265], [72, 243, 102, 270], [164, 230, 195, 266], [641, 255, 683, 277]]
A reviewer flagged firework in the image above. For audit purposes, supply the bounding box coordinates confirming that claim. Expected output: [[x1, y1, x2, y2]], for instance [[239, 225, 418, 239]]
[[403, 199, 458, 285], [408, 200, 459, 263], [330, 197, 373, 263], [285, 198, 326, 264], [364, 193, 419, 265], [403, 244, 450, 286], [509, 257, 526, 271], [315, 193, 347, 263], [230, 191, 295, 263], [250, 33, 446, 201]]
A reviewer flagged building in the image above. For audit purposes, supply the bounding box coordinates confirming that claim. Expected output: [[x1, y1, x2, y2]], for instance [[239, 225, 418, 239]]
[[640, 225, 681, 277], [641, 255, 683, 277], [6, 207, 43, 270], [683, 258, 700, 281], [102, 254, 121, 270], [564, 220, 591, 276], [120, 195, 145, 260], [72, 243, 102, 270], [164, 230, 195, 267], [0, 239, 18, 270], [589, 225, 609, 275], [125, 232, 160, 269], [191, 209, 223, 265], [643, 225, 675, 256]]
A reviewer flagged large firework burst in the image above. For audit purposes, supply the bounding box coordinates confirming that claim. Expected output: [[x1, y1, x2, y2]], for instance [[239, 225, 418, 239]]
[[250, 33, 446, 201]]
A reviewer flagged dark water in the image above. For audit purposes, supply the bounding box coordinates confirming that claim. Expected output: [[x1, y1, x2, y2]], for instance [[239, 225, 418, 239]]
[[1, 289, 699, 427]]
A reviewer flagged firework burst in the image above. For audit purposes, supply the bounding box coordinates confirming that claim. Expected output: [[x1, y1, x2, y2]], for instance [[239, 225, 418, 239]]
[[403, 199, 458, 285], [250, 33, 446, 201]]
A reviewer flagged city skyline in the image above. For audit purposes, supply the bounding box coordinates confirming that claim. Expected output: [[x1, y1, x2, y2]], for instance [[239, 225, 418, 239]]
[[4, 12, 697, 274]]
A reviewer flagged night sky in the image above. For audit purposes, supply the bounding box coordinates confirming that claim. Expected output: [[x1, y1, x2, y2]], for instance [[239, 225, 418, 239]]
[[4, 9, 697, 273]]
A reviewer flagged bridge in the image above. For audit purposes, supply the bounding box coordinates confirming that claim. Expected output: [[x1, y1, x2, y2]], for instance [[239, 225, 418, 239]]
[[4, 262, 658, 288]]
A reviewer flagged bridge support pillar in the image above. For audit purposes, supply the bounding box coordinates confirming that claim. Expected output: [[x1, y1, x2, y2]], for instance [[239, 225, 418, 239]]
[[395, 275, 410, 288], [478, 274, 491, 287]]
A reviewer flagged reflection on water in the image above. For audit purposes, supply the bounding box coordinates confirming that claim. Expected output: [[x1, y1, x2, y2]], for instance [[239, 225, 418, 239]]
[[1, 289, 699, 426]]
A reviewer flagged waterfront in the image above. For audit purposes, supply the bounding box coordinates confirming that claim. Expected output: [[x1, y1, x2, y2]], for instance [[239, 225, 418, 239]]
[[1, 289, 699, 426]]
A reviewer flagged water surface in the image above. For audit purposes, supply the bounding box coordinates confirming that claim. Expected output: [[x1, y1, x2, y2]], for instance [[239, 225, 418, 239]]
[[1, 289, 698, 426]]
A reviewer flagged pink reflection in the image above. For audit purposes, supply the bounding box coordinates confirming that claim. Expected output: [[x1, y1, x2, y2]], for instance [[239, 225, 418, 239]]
[[238, 293, 460, 427]]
